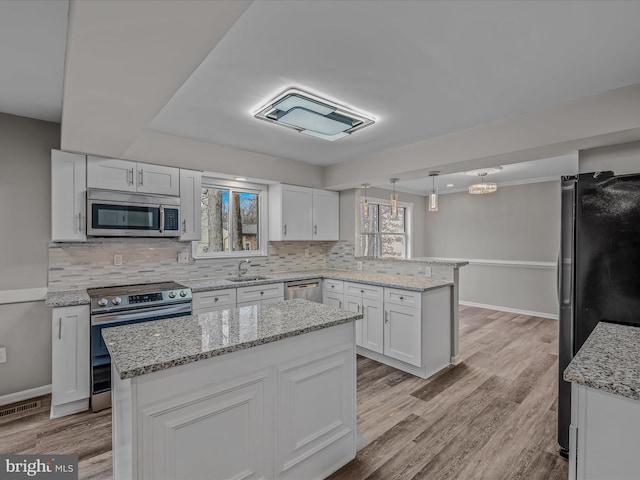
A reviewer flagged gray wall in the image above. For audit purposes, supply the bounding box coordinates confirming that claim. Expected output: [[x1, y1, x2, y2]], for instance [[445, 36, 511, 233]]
[[424, 181, 560, 317], [0, 113, 59, 397], [579, 140, 640, 175]]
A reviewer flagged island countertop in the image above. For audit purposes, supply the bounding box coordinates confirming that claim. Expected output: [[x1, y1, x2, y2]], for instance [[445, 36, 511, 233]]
[[564, 321, 640, 402], [102, 298, 363, 380]]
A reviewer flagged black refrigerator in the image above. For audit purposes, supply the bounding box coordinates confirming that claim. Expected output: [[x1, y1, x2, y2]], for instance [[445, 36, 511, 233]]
[[558, 171, 640, 457]]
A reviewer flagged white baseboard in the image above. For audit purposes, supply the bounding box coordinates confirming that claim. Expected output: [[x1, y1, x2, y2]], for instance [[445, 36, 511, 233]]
[[0, 384, 52, 406], [459, 301, 558, 320]]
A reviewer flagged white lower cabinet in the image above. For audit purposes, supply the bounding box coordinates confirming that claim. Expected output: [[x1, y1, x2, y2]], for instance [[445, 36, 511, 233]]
[[192, 289, 236, 314], [51, 305, 90, 418], [569, 383, 640, 480], [112, 322, 356, 480], [384, 303, 422, 367], [329, 282, 452, 379], [237, 283, 284, 306]]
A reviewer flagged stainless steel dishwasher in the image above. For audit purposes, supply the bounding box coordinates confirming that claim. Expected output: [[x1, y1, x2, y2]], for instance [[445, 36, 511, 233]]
[[284, 279, 322, 303]]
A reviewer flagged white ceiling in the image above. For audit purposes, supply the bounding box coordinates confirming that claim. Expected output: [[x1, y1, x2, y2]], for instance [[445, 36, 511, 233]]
[[4, 0, 640, 189], [150, 0, 640, 166], [0, 0, 68, 122], [380, 154, 578, 196]]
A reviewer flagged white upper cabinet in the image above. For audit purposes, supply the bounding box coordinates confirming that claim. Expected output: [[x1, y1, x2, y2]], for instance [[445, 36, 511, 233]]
[[312, 189, 339, 240], [179, 169, 202, 241], [269, 184, 339, 241], [87, 156, 179, 196], [51, 150, 87, 242]]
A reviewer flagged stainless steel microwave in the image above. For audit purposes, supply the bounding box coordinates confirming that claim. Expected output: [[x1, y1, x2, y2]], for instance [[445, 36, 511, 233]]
[[87, 189, 181, 237]]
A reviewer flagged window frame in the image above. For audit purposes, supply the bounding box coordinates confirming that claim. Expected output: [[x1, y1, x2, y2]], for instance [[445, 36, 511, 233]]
[[357, 196, 412, 259], [192, 178, 268, 259]]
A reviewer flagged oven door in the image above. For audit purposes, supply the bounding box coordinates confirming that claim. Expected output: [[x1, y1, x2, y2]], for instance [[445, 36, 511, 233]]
[[90, 303, 192, 401]]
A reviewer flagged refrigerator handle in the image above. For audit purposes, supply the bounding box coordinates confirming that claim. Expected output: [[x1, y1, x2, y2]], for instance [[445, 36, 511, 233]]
[[556, 250, 561, 303]]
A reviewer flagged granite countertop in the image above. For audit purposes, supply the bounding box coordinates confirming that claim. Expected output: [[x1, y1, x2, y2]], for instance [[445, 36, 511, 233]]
[[185, 269, 453, 293], [102, 299, 362, 379], [45, 289, 91, 308], [356, 257, 469, 268], [45, 268, 454, 307], [564, 321, 640, 402]]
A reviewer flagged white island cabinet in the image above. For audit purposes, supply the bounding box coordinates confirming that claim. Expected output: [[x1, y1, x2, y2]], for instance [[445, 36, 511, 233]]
[[104, 299, 360, 480]]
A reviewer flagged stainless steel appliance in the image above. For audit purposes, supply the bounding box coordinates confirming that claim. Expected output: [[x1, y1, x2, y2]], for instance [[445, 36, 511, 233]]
[[285, 279, 322, 303], [558, 171, 640, 457], [87, 281, 192, 411], [87, 189, 181, 237]]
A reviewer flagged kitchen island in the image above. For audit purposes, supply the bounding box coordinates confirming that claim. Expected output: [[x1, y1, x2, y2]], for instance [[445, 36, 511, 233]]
[[564, 321, 640, 480], [102, 299, 362, 480]]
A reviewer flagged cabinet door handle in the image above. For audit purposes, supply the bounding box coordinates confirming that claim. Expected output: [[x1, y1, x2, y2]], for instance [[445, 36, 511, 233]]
[[283, 224, 287, 235], [182, 219, 187, 232], [339, 300, 342, 308], [314, 225, 317, 235], [357, 304, 360, 313], [58, 318, 62, 339], [385, 311, 389, 324], [78, 213, 83, 232], [139, 169, 144, 186], [129, 168, 134, 185]]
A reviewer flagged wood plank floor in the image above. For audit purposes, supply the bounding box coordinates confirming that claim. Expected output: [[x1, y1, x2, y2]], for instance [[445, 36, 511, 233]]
[[0, 305, 567, 479]]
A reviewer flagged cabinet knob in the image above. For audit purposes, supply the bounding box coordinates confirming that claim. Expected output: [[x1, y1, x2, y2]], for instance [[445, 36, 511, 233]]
[[260, 291, 264, 295], [361, 290, 364, 293], [400, 296, 404, 300], [214, 297, 218, 302]]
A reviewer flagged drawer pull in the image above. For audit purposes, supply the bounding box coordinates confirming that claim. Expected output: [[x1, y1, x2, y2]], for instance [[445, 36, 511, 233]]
[[331, 285, 335, 288], [260, 291, 264, 295], [360, 290, 364, 293], [214, 298, 218, 302], [400, 296, 404, 300]]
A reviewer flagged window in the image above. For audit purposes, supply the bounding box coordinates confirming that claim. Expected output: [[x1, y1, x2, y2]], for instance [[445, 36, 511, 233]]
[[194, 179, 267, 258], [359, 198, 411, 258]]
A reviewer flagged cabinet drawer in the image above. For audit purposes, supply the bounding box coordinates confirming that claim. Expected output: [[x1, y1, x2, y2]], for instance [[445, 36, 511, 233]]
[[324, 279, 344, 294], [384, 287, 422, 309], [193, 289, 236, 312], [344, 282, 383, 301], [237, 283, 284, 303]]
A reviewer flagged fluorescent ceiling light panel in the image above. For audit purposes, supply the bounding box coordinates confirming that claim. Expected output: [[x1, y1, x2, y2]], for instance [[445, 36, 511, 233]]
[[253, 88, 374, 141], [273, 94, 334, 116], [279, 108, 351, 135], [301, 130, 349, 141]]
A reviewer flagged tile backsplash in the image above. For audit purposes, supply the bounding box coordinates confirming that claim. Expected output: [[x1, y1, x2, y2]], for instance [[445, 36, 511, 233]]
[[48, 239, 334, 291], [48, 239, 454, 291]]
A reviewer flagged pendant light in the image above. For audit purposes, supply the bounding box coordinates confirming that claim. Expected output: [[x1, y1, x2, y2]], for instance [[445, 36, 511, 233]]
[[428, 171, 440, 212], [468, 172, 497, 194], [465, 167, 501, 194], [389, 178, 399, 216], [361, 183, 370, 218]]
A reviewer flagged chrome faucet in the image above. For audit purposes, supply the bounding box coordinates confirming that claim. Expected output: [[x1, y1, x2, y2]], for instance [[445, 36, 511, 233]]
[[238, 259, 251, 276]]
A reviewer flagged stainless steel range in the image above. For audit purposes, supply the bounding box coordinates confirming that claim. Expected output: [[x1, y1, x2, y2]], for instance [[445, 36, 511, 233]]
[[87, 281, 192, 411]]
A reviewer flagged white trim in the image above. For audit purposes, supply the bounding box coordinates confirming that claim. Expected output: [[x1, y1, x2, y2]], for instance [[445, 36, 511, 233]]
[[0, 384, 52, 407], [0, 288, 47, 305], [425, 257, 556, 269], [459, 300, 558, 320]]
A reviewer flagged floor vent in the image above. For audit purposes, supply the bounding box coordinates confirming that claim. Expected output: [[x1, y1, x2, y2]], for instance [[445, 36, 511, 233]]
[[0, 400, 41, 419]]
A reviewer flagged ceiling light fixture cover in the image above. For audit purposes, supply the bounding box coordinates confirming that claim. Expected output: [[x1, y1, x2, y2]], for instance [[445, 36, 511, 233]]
[[253, 88, 375, 141]]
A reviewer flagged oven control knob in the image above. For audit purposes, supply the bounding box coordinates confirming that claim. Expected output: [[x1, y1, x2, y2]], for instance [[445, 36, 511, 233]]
[[112, 297, 122, 305], [97, 298, 108, 307], [168, 291, 176, 298], [179, 290, 187, 297]]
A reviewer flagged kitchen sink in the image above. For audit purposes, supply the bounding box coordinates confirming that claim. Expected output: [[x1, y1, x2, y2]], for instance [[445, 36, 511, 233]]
[[226, 275, 270, 282]]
